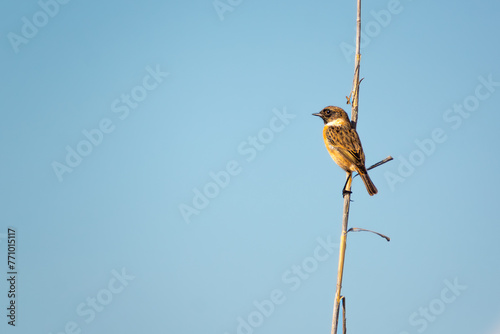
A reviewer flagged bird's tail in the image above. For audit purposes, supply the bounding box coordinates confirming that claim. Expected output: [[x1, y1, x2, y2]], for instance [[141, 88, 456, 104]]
[[359, 171, 378, 196]]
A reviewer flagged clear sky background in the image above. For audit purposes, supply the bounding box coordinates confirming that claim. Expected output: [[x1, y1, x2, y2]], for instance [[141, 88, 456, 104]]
[[1, 0, 500, 333]]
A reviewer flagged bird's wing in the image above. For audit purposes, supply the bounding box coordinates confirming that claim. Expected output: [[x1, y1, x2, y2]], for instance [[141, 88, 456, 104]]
[[325, 126, 365, 165]]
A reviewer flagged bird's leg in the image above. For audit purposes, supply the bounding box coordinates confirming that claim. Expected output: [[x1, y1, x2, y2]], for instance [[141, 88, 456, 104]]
[[342, 173, 352, 197]]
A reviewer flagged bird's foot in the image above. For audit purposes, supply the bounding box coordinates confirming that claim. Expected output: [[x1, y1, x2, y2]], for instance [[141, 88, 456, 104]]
[[342, 189, 352, 197]]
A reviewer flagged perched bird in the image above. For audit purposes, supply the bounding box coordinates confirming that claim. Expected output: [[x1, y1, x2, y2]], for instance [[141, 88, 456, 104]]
[[313, 106, 378, 196]]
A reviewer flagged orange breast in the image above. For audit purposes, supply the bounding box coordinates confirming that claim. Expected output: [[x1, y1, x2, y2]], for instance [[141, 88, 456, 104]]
[[322, 126, 356, 173]]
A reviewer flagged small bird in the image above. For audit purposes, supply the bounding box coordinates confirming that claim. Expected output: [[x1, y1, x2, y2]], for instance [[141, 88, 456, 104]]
[[313, 106, 378, 196]]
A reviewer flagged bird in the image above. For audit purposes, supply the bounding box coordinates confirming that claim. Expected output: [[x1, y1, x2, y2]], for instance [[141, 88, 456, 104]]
[[313, 106, 378, 196]]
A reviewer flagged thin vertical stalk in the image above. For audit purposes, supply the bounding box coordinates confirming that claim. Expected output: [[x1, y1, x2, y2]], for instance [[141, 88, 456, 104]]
[[330, 174, 352, 334], [330, 0, 361, 333], [351, 0, 361, 129]]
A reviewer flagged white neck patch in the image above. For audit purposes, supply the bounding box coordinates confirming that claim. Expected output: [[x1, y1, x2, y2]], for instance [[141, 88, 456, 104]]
[[326, 119, 347, 127]]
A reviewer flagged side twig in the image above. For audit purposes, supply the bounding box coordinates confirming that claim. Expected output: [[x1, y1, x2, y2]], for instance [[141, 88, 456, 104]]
[[353, 156, 393, 179], [347, 227, 391, 242], [341, 296, 346, 334]]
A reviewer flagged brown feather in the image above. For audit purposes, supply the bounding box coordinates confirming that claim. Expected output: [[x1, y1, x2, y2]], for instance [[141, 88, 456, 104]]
[[315, 106, 378, 196]]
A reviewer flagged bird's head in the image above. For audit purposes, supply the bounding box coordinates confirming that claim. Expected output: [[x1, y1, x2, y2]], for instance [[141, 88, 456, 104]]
[[312, 106, 350, 126]]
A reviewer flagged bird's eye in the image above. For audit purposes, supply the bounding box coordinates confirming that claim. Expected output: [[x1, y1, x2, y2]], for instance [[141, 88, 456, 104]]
[[324, 109, 331, 115]]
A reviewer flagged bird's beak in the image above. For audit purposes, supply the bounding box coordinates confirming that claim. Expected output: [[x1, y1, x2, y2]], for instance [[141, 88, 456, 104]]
[[312, 113, 322, 117]]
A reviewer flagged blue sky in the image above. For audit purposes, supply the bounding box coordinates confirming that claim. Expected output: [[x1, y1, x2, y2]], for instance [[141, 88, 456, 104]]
[[1, 0, 500, 333]]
